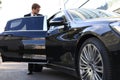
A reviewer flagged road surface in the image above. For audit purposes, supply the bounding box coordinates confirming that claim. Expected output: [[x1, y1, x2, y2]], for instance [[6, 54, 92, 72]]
[[0, 62, 78, 80]]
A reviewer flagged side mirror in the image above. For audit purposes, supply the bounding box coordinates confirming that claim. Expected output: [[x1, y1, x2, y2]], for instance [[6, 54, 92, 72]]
[[49, 17, 67, 26]]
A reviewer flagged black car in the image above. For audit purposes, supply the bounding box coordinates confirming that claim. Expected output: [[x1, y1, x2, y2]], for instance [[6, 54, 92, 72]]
[[0, 8, 120, 80]]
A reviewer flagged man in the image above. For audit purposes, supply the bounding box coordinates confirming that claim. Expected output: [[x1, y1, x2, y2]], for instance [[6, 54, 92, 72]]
[[24, 3, 42, 17], [24, 3, 43, 75]]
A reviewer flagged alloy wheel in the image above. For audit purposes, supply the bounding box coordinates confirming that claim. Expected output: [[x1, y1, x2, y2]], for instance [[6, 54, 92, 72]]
[[79, 44, 103, 80]]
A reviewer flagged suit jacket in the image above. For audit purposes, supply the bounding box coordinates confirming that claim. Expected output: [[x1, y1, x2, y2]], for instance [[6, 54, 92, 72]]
[[24, 13, 43, 17]]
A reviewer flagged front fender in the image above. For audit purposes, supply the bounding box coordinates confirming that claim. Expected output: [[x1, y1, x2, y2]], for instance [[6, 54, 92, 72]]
[[77, 24, 120, 53]]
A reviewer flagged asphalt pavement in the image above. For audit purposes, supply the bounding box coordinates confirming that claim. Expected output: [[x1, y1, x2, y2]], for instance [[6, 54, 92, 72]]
[[0, 62, 78, 80]]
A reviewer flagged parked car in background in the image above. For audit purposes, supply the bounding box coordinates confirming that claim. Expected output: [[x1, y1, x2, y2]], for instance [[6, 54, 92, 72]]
[[0, 8, 120, 80]]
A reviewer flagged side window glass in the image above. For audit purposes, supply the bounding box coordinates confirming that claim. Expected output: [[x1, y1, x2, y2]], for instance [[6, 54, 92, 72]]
[[5, 16, 45, 31], [68, 10, 84, 20], [10, 19, 22, 29]]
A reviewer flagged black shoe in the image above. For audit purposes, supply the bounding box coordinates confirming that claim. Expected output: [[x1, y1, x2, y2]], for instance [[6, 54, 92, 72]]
[[27, 71, 33, 75]]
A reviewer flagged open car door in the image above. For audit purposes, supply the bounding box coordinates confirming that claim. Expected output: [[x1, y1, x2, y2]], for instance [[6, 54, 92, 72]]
[[0, 16, 47, 63]]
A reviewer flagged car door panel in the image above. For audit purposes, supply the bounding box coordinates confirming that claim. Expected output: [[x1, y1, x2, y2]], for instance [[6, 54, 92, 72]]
[[47, 28, 78, 67], [0, 16, 47, 62]]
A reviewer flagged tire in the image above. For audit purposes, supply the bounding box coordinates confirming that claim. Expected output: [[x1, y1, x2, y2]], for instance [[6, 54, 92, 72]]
[[33, 64, 43, 72], [77, 37, 112, 80]]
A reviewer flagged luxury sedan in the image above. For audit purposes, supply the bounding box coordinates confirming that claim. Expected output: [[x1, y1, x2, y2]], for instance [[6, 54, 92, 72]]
[[0, 8, 120, 80]]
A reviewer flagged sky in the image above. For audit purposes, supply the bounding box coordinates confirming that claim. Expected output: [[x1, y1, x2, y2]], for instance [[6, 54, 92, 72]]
[[0, 0, 116, 32], [0, 0, 62, 32]]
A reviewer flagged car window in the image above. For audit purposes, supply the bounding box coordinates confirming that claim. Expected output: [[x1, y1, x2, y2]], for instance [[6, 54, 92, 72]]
[[68, 9, 120, 21], [78, 9, 99, 19], [68, 10, 84, 20], [5, 16, 46, 31], [80, 9, 110, 18]]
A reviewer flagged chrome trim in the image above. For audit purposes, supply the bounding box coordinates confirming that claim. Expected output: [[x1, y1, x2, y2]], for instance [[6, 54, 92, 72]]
[[23, 54, 46, 60], [28, 62, 47, 65], [43, 16, 48, 31], [4, 30, 46, 32]]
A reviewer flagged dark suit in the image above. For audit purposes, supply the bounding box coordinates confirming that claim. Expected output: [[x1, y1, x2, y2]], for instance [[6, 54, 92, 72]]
[[24, 13, 43, 17], [24, 13, 43, 74]]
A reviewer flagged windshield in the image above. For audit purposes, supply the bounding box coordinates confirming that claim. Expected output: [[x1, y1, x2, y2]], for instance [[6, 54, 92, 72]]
[[68, 8, 120, 21]]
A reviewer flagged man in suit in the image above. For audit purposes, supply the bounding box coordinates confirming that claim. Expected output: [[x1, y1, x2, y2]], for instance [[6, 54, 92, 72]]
[[24, 3, 43, 17], [24, 3, 43, 75]]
